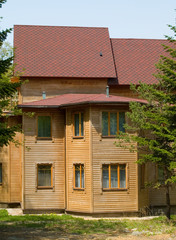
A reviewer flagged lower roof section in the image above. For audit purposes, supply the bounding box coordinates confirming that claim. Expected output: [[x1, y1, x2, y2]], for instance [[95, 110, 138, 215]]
[[18, 93, 147, 108], [111, 38, 167, 85]]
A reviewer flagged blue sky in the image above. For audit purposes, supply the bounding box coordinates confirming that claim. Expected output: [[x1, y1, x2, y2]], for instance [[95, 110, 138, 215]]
[[1, 0, 176, 44]]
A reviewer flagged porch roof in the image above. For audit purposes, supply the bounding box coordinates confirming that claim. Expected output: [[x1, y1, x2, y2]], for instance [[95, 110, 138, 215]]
[[18, 93, 147, 108]]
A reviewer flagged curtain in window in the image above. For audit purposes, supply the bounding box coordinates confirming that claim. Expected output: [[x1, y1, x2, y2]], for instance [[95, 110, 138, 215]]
[[74, 114, 79, 136], [75, 165, 80, 188], [81, 113, 84, 136], [111, 165, 118, 188], [102, 112, 108, 136], [103, 165, 109, 188], [81, 166, 84, 188], [110, 112, 117, 135], [75, 164, 84, 188], [119, 112, 125, 133], [38, 116, 51, 137], [120, 164, 126, 188]]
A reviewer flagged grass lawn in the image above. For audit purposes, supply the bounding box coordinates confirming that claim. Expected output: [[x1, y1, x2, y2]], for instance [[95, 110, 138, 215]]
[[0, 209, 176, 238]]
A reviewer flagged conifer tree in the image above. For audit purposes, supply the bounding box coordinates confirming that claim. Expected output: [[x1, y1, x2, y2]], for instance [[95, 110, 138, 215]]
[[116, 25, 176, 219], [0, 0, 22, 147]]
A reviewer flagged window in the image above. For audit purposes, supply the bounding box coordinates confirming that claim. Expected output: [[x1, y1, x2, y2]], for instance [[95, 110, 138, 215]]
[[102, 112, 125, 136], [102, 164, 127, 189], [73, 112, 84, 137], [140, 164, 145, 188], [157, 166, 165, 184], [74, 164, 84, 189], [37, 164, 53, 188], [0, 164, 1, 184], [37, 116, 51, 138]]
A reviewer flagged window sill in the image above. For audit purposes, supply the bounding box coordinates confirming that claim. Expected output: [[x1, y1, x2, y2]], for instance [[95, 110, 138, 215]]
[[102, 134, 126, 138], [73, 188, 85, 191], [37, 137, 52, 140], [72, 136, 84, 139], [102, 135, 116, 138], [37, 186, 53, 189], [102, 188, 127, 191]]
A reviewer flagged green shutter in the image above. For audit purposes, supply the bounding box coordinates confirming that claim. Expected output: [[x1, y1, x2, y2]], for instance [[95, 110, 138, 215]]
[[38, 116, 51, 137], [158, 167, 165, 184]]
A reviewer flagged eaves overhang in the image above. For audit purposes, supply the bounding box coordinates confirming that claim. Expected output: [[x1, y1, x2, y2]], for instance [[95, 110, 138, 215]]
[[18, 101, 131, 109], [18, 93, 147, 109]]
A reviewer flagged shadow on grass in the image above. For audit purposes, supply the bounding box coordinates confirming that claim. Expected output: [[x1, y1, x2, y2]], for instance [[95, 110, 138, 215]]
[[0, 209, 176, 236]]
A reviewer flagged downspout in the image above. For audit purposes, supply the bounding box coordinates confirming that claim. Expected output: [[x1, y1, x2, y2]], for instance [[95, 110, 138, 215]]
[[89, 105, 94, 213], [21, 114, 25, 209], [9, 144, 11, 203], [64, 109, 67, 211]]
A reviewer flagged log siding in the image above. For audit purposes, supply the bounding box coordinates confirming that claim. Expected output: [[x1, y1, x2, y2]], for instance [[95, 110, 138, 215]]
[[23, 109, 65, 210], [91, 106, 138, 213]]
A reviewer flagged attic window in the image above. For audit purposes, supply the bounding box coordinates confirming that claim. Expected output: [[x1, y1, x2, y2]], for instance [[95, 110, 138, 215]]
[[100, 51, 103, 57]]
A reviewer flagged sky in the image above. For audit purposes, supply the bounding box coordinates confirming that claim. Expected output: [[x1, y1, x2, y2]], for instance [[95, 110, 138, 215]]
[[1, 0, 176, 45]]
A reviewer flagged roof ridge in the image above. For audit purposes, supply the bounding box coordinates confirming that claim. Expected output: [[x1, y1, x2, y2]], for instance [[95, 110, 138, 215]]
[[111, 38, 167, 41], [14, 24, 108, 30]]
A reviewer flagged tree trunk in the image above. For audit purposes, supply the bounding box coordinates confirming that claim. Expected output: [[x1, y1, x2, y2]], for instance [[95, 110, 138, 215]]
[[165, 184, 171, 220]]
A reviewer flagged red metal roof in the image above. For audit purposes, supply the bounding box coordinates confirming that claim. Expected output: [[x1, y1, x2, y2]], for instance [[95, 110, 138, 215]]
[[14, 25, 116, 78], [111, 38, 167, 85], [19, 94, 147, 108]]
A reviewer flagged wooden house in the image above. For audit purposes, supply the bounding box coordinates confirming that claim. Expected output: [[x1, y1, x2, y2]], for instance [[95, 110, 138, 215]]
[[0, 25, 175, 215]]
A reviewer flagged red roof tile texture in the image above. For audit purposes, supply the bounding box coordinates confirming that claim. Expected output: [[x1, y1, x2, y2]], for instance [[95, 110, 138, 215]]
[[111, 38, 167, 85], [14, 25, 116, 78], [19, 94, 147, 108]]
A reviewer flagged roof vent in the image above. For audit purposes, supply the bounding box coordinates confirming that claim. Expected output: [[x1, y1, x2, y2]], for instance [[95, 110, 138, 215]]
[[100, 51, 103, 57], [42, 91, 46, 99], [106, 85, 109, 98]]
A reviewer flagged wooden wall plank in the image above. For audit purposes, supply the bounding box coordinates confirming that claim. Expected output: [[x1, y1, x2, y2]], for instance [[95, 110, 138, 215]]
[[21, 78, 107, 103], [91, 106, 138, 212], [66, 107, 91, 212], [23, 109, 65, 209]]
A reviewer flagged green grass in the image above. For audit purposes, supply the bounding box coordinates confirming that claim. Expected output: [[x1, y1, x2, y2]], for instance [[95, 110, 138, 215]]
[[0, 209, 176, 236]]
